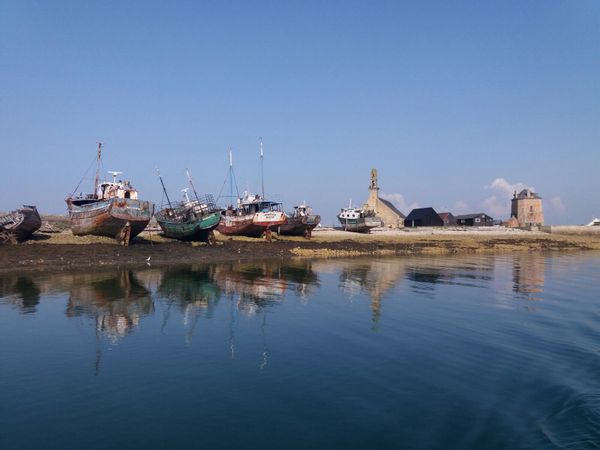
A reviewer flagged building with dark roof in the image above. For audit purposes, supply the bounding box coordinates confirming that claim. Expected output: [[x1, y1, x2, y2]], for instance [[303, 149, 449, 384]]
[[405, 207, 444, 227], [455, 213, 494, 227], [438, 212, 456, 226], [510, 189, 544, 227], [363, 168, 405, 228]]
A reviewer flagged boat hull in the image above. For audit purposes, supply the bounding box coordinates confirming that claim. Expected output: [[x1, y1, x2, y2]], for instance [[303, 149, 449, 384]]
[[0, 206, 42, 242], [66, 198, 154, 245], [278, 214, 321, 237], [217, 214, 266, 238], [157, 211, 221, 242], [337, 216, 381, 233], [252, 211, 287, 229]]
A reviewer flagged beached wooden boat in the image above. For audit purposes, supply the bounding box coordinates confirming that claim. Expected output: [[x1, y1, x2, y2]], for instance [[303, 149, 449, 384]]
[[155, 170, 221, 243], [278, 203, 321, 238], [0, 205, 42, 242], [66, 144, 154, 245], [157, 202, 221, 243], [218, 193, 287, 238], [337, 203, 382, 233], [217, 144, 286, 238]]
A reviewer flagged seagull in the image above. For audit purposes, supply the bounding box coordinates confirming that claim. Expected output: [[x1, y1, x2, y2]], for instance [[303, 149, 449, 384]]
[[146, 256, 152, 266]]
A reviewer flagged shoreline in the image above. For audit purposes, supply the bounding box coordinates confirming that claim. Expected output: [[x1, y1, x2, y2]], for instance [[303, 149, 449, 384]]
[[2, 228, 600, 274]]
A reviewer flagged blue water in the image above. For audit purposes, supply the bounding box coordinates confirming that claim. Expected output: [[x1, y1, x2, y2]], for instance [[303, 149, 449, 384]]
[[1, 253, 600, 449]]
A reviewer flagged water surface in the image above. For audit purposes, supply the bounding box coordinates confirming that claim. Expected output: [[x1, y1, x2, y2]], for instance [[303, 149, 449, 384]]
[[1, 253, 600, 449]]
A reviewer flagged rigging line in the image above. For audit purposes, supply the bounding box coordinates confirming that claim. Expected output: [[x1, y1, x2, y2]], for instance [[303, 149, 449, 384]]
[[70, 154, 98, 195], [216, 175, 229, 204]]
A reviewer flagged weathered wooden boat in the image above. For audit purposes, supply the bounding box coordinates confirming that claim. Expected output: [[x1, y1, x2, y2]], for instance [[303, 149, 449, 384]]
[[218, 192, 287, 238], [66, 143, 154, 246], [156, 170, 221, 243], [278, 203, 321, 238], [0, 205, 42, 242], [337, 203, 382, 233], [217, 144, 286, 238]]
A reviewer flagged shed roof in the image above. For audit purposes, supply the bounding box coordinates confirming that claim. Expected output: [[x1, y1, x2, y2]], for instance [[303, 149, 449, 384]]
[[438, 212, 454, 220], [405, 207, 440, 220], [378, 197, 406, 218]]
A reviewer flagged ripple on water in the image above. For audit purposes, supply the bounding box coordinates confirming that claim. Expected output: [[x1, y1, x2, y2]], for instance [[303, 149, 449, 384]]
[[541, 391, 600, 449]]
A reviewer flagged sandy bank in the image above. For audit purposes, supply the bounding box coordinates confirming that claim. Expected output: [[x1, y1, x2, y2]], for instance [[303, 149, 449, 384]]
[[1, 227, 600, 273]]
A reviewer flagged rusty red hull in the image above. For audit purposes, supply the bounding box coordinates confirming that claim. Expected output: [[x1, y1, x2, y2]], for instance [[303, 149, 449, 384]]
[[217, 214, 266, 238], [278, 214, 321, 237], [66, 198, 154, 245]]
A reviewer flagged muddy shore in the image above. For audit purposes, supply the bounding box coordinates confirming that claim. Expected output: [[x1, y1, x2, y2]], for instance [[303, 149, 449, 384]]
[[2, 228, 600, 274]]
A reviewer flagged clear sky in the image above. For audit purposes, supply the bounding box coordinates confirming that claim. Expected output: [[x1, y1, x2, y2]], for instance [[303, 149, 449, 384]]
[[1, 0, 598, 225]]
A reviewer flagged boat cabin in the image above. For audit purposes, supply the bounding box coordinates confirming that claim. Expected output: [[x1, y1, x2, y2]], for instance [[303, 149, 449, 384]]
[[292, 204, 313, 217], [223, 192, 283, 216], [98, 180, 138, 201], [339, 207, 369, 219]]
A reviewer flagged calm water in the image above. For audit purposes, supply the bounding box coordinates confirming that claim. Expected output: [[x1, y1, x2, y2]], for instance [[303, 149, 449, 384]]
[[1, 253, 600, 449]]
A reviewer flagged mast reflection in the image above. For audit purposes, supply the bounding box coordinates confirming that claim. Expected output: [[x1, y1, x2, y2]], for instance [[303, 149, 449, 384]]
[[158, 265, 220, 343]]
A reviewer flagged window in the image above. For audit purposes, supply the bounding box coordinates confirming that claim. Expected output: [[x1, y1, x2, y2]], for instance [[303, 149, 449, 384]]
[[475, 218, 481, 223]]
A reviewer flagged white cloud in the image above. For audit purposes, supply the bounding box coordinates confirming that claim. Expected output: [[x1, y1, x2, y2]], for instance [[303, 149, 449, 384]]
[[483, 178, 536, 219], [482, 195, 508, 218], [550, 196, 566, 215], [487, 178, 534, 198], [453, 200, 469, 214], [380, 193, 419, 214]]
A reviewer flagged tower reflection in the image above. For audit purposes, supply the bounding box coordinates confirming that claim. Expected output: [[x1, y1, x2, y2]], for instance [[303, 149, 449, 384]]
[[512, 254, 545, 301]]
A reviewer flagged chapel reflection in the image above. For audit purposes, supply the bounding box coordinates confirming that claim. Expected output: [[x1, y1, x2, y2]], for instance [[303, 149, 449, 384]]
[[66, 270, 154, 342], [512, 254, 545, 301], [314, 258, 406, 327], [0, 274, 41, 314]]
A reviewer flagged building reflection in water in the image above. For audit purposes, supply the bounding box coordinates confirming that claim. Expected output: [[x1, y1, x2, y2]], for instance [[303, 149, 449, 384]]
[[314, 256, 497, 327], [405, 256, 496, 300], [66, 270, 154, 343], [0, 274, 41, 314], [314, 258, 407, 328], [512, 254, 545, 302]]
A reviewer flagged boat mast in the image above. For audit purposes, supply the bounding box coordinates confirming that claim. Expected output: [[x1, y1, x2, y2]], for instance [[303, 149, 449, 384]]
[[229, 149, 234, 207], [94, 142, 102, 198], [186, 168, 201, 202], [156, 169, 173, 209], [259, 137, 265, 199]]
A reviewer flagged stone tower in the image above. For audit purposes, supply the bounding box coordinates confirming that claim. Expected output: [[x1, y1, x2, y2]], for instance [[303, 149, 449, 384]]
[[510, 189, 544, 227], [363, 168, 405, 228]]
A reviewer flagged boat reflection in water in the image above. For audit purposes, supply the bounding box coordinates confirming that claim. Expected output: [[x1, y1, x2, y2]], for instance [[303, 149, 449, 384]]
[[66, 270, 154, 343], [0, 274, 41, 314], [213, 260, 319, 315], [157, 265, 221, 343]]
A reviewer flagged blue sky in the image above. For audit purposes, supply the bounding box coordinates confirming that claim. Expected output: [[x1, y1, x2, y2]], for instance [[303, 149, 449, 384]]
[[1, 0, 598, 225]]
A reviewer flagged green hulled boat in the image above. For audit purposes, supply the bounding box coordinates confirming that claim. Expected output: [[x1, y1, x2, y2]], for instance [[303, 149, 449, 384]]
[[156, 170, 222, 244], [157, 206, 221, 243]]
